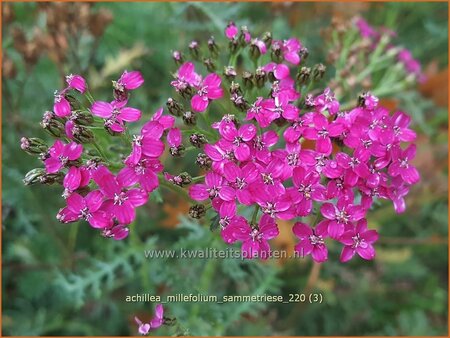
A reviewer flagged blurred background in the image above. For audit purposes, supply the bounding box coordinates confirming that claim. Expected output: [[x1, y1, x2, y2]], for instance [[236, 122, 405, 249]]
[[2, 2, 448, 336]]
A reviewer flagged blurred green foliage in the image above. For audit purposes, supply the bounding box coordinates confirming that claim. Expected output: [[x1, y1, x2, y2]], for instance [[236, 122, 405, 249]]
[[2, 2, 448, 336]]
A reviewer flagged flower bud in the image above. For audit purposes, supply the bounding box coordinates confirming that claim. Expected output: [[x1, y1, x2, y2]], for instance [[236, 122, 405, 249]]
[[207, 36, 219, 57], [71, 110, 94, 125], [170, 172, 192, 187], [312, 63, 326, 80], [296, 67, 311, 85], [304, 94, 315, 108], [203, 58, 216, 72], [229, 81, 242, 95], [242, 71, 254, 90], [238, 26, 251, 47], [189, 133, 208, 148], [112, 80, 128, 102], [166, 97, 184, 117], [223, 66, 237, 81], [189, 204, 206, 219], [73, 125, 95, 144], [169, 145, 185, 157], [23, 168, 63, 186], [299, 47, 309, 61], [182, 111, 197, 126], [66, 94, 81, 111], [189, 40, 200, 60], [41, 111, 65, 137], [172, 50, 184, 65], [255, 67, 267, 88], [20, 137, 48, 155], [230, 92, 249, 112], [249, 41, 261, 60], [271, 41, 283, 63], [262, 31, 272, 46], [195, 153, 212, 170]]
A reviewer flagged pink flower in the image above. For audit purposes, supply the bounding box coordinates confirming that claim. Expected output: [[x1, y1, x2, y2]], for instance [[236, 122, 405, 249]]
[[58, 191, 111, 228], [135, 304, 164, 335], [388, 144, 420, 185], [226, 214, 279, 259], [45, 140, 83, 173], [118, 157, 163, 192], [218, 123, 257, 161], [63, 166, 90, 197], [263, 62, 290, 79], [189, 172, 235, 202], [91, 100, 141, 132], [170, 62, 201, 92], [314, 88, 340, 115], [117, 70, 144, 90], [293, 221, 328, 263], [167, 128, 182, 148], [303, 114, 344, 155], [339, 219, 378, 262], [223, 162, 259, 205], [291, 166, 326, 216], [102, 223, 130, 240], [93, 167, 148, 225], [246, 97, 280, 128], [225, 21, 238, 40], [320, 198, 366, 239], [262, 93, 299, 121], [273, 38, 301, 65], [53, 91, 71, 117], [65, 74, 87, 93], [191, 73, 224, 112]]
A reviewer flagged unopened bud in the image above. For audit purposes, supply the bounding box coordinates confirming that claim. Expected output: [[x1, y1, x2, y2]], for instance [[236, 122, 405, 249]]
[[299, 47, 309, 61], [229, 39, 239, 54], [255, 67, 267, 88], [20, 137, 48, 155], [229, 81, 242, 95], [172, 50, 184, 65], [169, 145, 185, 157], [182, 111, 197, 126], [189, 40, 200, 60], [189, 133, 208, 148], [66, 94, 81, 111], [230, 92, 249, 111], [207, 36, 219, 57], [297, 67, 311, 85], [71, 110, 94, 125], [112, 80, 128, 102], [242, 71, 254, 90], [166, 97, 184, 117], [238, 26, 250, 46], [312, 63, 326, 80], [40, 111, 65, 137], [73, 125, 95, 144], [189, 204, 206, 219], [196, 153, 212, 170], [262, 31, 272, 46], [23, 168, 63, 186], [203, 58, 216, 72], [223, 66, 237, 81], [271, 41, 283, 63]]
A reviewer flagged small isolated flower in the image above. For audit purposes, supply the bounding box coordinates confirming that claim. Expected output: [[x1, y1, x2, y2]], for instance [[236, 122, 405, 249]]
[[66, 74, 87, 93], [171, 62, 201, 92], [45, 140, 83, 173], [91, 100, 141, 132], [102, 223, 129, 240], [226, 214, 279, 259], [53, 91, 71, 117], [191, 73, 224, 112], [134, 304, 164, 335], [339, 219, 379, 262], [273, 38, 302, 65], [293, 221, 328, 263]]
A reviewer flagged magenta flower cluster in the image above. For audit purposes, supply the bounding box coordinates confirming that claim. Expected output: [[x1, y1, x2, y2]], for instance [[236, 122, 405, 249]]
[[22, 20, 421, 265]]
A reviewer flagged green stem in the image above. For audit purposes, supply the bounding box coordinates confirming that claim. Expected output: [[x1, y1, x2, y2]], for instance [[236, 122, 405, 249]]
[[93, 141, 108, 162], [251, 205, 260, 224], [85, 90, 95, 105]]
